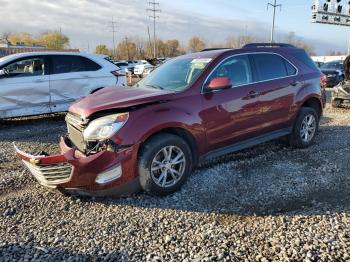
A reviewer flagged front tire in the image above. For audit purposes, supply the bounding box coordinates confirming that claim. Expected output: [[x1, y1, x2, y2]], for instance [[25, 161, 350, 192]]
[[138, 133, 192, 196], [289, 107, 319, 148]]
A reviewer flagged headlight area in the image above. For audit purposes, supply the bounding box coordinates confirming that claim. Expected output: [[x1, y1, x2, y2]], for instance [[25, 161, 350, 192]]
[[82, 113, 129, 154]]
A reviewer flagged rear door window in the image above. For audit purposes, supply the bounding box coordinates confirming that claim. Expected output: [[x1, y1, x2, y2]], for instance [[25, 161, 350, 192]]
[[252, 53, 295, 81], [50, 55, 101, 74]]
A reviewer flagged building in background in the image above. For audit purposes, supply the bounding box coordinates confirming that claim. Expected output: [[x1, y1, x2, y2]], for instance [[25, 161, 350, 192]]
[[0, 40, 79, 57], [312, 55, 347, 63]]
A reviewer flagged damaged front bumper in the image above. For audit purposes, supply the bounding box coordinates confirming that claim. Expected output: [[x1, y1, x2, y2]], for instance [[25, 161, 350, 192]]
[[14, 137, 141, 197]]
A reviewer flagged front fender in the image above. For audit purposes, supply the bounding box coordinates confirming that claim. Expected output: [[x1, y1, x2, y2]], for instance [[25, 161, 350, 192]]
[[116, 106, 206, 154]]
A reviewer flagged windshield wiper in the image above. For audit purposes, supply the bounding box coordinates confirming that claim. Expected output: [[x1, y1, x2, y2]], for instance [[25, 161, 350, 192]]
[[145, 84, 164, 90]]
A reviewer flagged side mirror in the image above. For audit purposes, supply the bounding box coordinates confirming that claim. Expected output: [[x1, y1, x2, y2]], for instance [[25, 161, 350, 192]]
[[207, 77, 232, 90]]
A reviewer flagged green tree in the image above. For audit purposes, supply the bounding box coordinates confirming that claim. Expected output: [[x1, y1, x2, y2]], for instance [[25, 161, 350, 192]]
[[95, 44, 110, 55], [8, 32, 36, 46], [37, 31, 69, 49]]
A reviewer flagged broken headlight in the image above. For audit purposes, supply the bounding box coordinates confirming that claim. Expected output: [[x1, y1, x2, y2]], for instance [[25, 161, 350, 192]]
[[83, 113, 129, 141]]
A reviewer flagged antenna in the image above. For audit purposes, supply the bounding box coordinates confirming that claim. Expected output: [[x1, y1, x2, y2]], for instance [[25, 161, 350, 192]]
[[267, 0, 282, 43], [147, 1, 161, 58]]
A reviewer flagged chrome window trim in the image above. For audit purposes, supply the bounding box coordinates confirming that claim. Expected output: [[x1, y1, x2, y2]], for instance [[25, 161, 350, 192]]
[[201, 51, 299, 94]]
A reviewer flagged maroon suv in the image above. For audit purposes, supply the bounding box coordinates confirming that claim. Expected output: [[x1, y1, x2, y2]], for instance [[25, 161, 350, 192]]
[[15, 43, 326, 197]]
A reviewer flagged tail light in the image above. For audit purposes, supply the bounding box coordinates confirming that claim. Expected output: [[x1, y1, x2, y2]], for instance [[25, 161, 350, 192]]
[[111, 70, 125, 77], [320, 73, 327, 89]]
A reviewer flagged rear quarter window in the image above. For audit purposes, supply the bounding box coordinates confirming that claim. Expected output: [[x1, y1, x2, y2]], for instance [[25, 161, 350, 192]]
[[292, 51, 318, 71], [252, 53, 292, 81]]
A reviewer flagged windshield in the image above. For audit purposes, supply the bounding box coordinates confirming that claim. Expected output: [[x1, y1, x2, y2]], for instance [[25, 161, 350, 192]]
[[135, 57, 212, 92], [320, 61, 343, 70]]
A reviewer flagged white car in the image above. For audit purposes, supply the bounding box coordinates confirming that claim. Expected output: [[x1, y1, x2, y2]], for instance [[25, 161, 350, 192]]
[[0, 52, 126, 119], [114, 61, 132, 74], [134, 60, 154, 77]]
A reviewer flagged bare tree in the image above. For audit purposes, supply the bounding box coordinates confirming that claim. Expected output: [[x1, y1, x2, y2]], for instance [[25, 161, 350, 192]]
[[285, 32, 316, 56], [188, 37, 206, 53], [0, 32, 11, 45]]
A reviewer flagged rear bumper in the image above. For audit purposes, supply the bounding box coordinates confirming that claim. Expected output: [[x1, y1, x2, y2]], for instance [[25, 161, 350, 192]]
[[14, 137, 141, 197]]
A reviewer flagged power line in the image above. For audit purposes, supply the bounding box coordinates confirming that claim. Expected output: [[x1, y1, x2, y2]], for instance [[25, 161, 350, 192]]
[[109, 17, 117, 58], [267, 0, 282, 43], [147, 1, 161, 58]]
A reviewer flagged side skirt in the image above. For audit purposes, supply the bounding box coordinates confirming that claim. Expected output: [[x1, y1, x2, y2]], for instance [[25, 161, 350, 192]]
[[200, 127, 292, 162]]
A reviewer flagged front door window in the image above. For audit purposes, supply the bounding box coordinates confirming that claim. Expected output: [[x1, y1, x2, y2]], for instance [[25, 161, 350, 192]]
[[3, 57, 45, 78]]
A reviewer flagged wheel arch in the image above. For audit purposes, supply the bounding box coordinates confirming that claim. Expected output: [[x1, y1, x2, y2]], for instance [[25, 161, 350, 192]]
[[300, 97, 322, 119], [138, 127, 200, 169]]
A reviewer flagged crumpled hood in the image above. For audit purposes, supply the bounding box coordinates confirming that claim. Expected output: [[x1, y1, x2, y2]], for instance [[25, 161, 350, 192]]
[[69, 86, 175, 118]]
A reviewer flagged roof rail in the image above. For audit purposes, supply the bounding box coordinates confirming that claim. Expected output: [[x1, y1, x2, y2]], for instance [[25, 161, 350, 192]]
[[200, 48, 231, 52], [243, 43, 296, 48]]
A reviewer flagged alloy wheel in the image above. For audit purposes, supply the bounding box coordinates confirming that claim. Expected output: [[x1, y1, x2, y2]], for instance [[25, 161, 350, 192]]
[[300, 114, 316, 143], [150, 146, 186, 188]]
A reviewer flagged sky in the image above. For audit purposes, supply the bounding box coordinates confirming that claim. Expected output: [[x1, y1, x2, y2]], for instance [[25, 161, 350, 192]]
[[0, 0, 349, 54]]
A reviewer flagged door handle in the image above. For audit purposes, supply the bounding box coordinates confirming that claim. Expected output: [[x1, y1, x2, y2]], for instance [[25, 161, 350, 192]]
[[290, 81, 299, 86], [244, 90, 260, 99], [34, 79, 45, 83]]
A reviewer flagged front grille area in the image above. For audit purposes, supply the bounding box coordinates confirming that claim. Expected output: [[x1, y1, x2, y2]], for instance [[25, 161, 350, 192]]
[[65, 113, 87, 152], [23, 161, 73, 187]]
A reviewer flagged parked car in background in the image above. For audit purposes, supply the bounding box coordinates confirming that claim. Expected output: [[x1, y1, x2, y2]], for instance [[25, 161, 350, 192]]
[[114, 61, 131, 74], [0, 52, 125, 119], [134, 60, 154, 77], [320, 60, 344, 87], [127, 60, 139, 74], [332, 55, 350, 108], [15, 43, 326, 197], [314, 61, 324, 68]]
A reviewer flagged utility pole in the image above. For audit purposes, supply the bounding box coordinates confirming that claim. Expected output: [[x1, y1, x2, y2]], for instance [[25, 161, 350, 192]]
[[125, 36, 130, 60], [109, 17, 117, 58], [267, 0, 282, 43], [147, 1, 161, 58]]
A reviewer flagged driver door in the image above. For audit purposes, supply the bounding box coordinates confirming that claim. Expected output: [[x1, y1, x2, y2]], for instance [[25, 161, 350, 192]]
[[0, 56, 50, 118], [200, 54, 263, 151]]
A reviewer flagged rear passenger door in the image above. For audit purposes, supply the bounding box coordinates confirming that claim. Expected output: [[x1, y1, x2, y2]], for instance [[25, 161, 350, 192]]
[[48, 55, 102, 112], [250, 53, 300, 132]]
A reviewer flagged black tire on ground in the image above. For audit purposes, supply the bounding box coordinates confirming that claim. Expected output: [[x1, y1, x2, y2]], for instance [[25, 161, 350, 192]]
[[138, 133, 193, 196], [332, 99, 343, 108], [289, 107, 319, 149]]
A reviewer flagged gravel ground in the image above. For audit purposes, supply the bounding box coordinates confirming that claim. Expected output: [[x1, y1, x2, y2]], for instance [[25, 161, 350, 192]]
[[1, 102, 350, 261]]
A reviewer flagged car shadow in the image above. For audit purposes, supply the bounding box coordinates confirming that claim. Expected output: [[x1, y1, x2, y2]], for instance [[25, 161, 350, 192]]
[[3, 112, 350, 217], [0, 242, 128, 261], [71, 123, 350, 218], [0, 113, 67, 145]]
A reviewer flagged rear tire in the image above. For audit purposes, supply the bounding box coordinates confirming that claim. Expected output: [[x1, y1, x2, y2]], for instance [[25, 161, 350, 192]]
[[138, 133, 192, 196], [289, 107, 319, 148]]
